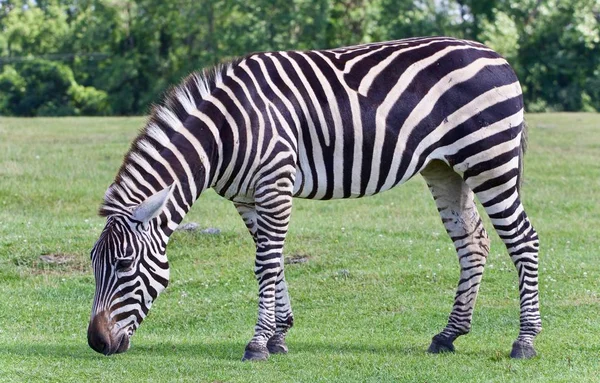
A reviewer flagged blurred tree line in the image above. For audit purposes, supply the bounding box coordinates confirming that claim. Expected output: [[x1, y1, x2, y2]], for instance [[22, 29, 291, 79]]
[[0, 0, 599, 116]]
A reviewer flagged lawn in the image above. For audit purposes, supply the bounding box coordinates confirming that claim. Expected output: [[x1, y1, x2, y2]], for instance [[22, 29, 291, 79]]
[[0, 113, 599, 382]]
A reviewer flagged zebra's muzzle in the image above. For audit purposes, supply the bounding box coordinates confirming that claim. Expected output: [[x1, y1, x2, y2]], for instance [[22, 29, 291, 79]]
[[87, 311, 130, 355]]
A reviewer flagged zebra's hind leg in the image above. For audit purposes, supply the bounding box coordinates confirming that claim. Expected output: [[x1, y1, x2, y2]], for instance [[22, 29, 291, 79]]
[[265, 256, 294, 354], [421, 161, 490, 354], [235, 202, 294, 357], [235, 179, 294, 361], [464, 160, 541, 359]]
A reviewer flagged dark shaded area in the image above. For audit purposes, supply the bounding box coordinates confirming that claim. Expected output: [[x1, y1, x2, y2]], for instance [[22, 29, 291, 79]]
[[285, 254, 310, 265]]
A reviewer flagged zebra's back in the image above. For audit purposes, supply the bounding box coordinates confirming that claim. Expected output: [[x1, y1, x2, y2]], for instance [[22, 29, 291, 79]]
[[227, 37, 523, 201]]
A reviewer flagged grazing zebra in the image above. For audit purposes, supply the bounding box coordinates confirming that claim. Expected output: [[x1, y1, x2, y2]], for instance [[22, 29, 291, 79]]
[[87, 36, 541, 360]]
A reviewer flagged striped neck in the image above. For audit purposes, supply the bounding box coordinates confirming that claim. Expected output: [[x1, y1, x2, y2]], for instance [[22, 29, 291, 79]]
[[99, 66, 237, 232]]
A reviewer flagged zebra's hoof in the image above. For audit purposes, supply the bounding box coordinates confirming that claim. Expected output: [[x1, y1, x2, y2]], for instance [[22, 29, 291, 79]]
[[427, 334, 455, 354], [510, 341, 537, 359], [267, 335, 288, 354], [241, 342, 269, 362]]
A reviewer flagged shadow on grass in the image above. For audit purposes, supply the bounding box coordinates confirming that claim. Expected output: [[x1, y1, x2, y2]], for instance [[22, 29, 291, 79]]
[[0, 343, 100, 360], [1, 338, 566, 361], [289, 341, 423, 356], [0, 340, 426, 361], [132, 340, 431, 360]]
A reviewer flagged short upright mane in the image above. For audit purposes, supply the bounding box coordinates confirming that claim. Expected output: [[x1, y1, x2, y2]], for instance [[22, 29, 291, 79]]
[[99, 58, 242, 217]]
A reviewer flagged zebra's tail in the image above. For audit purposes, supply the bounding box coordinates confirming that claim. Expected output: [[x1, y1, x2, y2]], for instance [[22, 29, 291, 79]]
[[517, 119, 528, 195]]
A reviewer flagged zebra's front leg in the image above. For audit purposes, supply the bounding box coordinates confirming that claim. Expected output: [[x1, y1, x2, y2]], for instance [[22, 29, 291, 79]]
[[235, 202, 294, 357], [237, 190, 294, 361], [422, 162, 490, 353]]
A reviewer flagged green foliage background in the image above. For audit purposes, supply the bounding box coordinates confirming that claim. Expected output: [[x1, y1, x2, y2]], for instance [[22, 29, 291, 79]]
[[0, 0, 599, 116]]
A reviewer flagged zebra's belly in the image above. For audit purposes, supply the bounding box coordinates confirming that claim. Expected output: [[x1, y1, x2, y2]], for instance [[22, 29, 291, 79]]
[[291, 149, 423, 200]]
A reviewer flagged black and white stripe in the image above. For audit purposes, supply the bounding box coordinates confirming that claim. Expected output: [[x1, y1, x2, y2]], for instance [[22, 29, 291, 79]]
[[88, 36, 541, 359]]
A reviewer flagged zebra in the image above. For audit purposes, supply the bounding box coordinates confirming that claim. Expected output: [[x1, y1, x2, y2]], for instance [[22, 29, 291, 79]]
[[87, 36, 541, 360]]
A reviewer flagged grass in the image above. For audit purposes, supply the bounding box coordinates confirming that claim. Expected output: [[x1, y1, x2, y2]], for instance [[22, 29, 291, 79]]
[[0, 113, 599, 382]]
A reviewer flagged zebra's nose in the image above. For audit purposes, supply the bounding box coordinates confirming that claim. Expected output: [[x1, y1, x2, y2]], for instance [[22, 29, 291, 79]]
[[88, 311, 112, 355]]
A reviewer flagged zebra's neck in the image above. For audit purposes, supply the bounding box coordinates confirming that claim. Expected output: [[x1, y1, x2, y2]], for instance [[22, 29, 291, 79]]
[[99, 65, 238, 232]]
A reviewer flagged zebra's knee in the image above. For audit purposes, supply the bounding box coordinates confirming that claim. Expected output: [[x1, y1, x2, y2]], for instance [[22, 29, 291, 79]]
[[477, 226, 490, 257], [254, 263, 282, 281]]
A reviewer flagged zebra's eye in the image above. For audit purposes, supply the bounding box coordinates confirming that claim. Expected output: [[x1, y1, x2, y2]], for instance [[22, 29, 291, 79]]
[[115, 258, 134, 271]]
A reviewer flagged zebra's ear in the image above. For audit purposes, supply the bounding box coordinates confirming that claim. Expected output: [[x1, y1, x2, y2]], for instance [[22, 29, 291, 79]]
[[131, 184, 174, 225]]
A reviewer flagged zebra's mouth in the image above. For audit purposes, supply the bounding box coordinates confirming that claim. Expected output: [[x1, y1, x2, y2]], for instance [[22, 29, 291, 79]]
[[114, 333, 130, 354], [103, 332, 130, 355]]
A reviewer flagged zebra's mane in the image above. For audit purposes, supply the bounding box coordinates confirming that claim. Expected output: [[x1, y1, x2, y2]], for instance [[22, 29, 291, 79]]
[[99, 58, 242, 217]]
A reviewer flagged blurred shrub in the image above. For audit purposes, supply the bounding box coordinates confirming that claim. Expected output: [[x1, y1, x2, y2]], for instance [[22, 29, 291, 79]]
[[69, 84, 110, 116], [0, 59, 111, 116], [0, 66, 26, 114]]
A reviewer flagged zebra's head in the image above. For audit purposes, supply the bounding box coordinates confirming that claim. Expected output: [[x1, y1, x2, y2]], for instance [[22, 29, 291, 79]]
[[88, 185, 173, 355]]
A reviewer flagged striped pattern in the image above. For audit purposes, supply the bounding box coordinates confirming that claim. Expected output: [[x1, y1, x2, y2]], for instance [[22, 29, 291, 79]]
[[88, 36, 541, 358]]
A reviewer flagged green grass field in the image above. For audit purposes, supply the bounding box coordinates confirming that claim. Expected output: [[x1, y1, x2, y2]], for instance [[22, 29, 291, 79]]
[[0, 114, 599, 382]]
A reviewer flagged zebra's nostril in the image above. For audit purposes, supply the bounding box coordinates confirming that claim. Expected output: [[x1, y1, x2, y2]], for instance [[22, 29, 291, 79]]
[[88, 326, 110, 354], [88, 311, 112, 355]]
